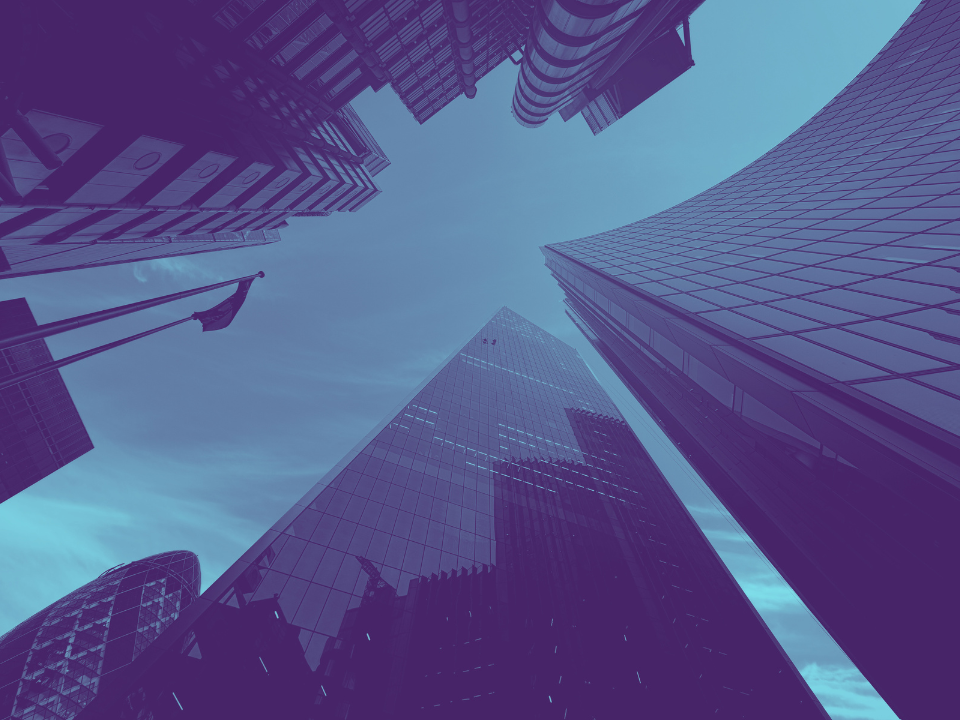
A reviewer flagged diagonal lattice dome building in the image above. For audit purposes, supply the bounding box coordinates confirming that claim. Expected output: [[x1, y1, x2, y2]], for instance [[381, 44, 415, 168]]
[[0, 551, 200, 720]]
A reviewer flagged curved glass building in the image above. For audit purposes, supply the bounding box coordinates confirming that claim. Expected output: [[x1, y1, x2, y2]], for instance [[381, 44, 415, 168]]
[[0, 552, 200, 720], [543, 2, 960, 717]]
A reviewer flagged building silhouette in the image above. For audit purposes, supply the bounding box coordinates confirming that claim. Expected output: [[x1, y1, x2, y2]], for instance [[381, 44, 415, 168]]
[[513, 0, 702, 132], [0, 298, 92, 503], [77, 308, 826, 720], [190, 0, 704, 129], [542, 1, 960, 717], [0, 551, 200, 720], [0, 0, 387, 279], [0, 0, 710, 279]]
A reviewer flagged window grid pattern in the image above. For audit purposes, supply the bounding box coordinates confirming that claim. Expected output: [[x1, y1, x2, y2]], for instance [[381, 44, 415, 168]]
[[195, 307, 825, 718], [547, 0, 960, 440], [0, 552, 199, 720], [230, 0, 527, 124]]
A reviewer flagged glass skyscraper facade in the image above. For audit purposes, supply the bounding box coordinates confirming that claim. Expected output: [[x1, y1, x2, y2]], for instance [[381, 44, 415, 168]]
[[543, 1, 960, 717], [79, 308, 825, 720], [0, 551, 200, 720], [0, 298, 93, 503]]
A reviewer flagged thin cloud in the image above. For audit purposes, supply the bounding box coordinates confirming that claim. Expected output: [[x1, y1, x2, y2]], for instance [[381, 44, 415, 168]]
[[0, 459, 267, 634], [131, 257, 225, 285], [800, 663, 898, 720], [736, 572, 807, 614]]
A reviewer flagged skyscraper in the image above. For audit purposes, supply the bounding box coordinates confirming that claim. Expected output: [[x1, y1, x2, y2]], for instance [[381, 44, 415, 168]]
[[0, 298, 93, 503], [542, 1, 960, 717], [1, 0, 706, 281], [200, 0, 702, 130], [513, 0, 702, 133], [79, 308, 826, 720], [0, 551, 200, 720], [0, 0, 387, 279]]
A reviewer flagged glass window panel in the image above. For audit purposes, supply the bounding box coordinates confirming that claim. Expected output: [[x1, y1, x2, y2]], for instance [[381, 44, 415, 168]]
[[375, 504, 399, 533], [366, 531, 391, 564], [314, 590, 351, 636], [856, 378, 960, 436], [332, 557, 361, 593], [384, 484, 405, 508], [402, 542, 425, 574], [460, 507, 476, 534], [749, 276, 824, 294], [697, 309, 780, 338], [421, 546, 442, 576], [445, 503, 461, 528], [919, 369, 960, 396], [325, 490, 351, 517], [848, 319, 960, 364], [429, 498, 447, 523], [425, 520, 444, 549], [805, 288, 921, 315], [368, 477, 390, 503], [271, 537, 306, 574], [292, 583, 330, 631], [393, 509, 414, 537], [409, 515, 429, 545], [291, 543, 326, 581], [736, 305, 823, 332], [250, 571, 288, 602], [384, 537, 407, 570], [286, 508, 321, 538], [768, 297, 866, 324], [458, 531, 476, 560], [441, 525, 460, 555], [312, 549, 344, 586], [785, 266, 871, 286], [347, 524, 374, 556], [310, 514, 339, 545], [276, 577, 309, 621], [756, 335, 886, 381], [358, 500, 383, 529], [438, 551, 459, 574], [848, 277, 959, 304], [891, 306, 959, 333], [328, 519, 357, 552]]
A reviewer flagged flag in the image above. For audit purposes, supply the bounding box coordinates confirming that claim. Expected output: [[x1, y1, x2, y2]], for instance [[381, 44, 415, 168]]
[[192, 278, 255, 332]]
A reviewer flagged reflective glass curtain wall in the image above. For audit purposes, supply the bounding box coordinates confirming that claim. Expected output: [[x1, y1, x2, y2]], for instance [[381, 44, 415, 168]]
[[82, 308, 825, 720], [543, 2, 960, 717]]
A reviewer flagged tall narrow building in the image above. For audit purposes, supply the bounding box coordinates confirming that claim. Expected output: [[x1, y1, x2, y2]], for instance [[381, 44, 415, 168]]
[[542, 2, 960, 717], [0, 551, 201, 720], [0, 298, 93, 503], [79, 308, 825, 720]]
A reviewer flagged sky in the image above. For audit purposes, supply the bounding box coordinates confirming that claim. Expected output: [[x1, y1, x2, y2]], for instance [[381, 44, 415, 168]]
[[0, 1, 919, 718]]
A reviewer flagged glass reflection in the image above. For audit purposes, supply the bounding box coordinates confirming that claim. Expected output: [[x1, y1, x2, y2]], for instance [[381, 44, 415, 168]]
[[79, 309, 825, 719]]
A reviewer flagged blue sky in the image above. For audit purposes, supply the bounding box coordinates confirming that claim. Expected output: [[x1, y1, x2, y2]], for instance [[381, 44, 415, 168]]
[[0, 2, 917, 717]]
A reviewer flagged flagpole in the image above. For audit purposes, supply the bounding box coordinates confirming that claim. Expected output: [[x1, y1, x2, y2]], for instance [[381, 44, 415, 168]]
[[0, 316, 194, 391], [0, 271, 265, 351]]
